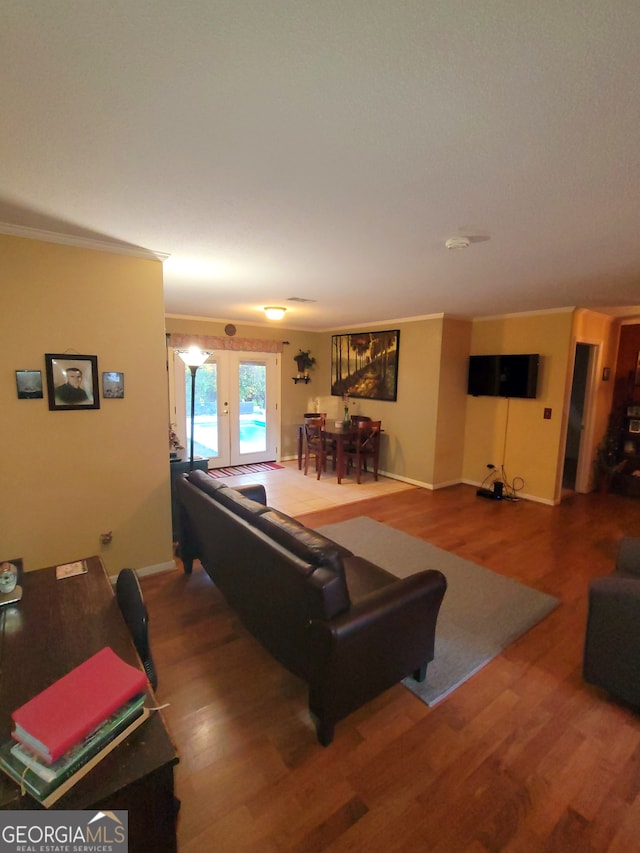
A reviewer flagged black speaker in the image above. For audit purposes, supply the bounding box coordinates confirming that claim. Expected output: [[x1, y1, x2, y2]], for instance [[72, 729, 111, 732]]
[[493, 481, 503, 499]]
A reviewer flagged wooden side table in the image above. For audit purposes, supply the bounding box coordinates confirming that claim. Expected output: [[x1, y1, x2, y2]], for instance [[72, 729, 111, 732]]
[[170, 458, 208, 540]]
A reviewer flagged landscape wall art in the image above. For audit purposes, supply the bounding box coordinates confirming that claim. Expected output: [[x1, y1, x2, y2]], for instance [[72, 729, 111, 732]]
[[331, 330, 400, 401]]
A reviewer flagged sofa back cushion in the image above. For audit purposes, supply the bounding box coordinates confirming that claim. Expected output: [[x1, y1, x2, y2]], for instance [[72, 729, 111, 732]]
[[188, 469, 268, 522], [254, 509, 351, 573]]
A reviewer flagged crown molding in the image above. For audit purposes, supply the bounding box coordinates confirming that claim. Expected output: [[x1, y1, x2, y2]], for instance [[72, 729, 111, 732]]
[[0, 221, 169, 261]]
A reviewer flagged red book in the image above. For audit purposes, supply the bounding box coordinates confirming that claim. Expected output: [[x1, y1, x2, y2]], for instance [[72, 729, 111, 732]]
[[11, 647, 147, 763]]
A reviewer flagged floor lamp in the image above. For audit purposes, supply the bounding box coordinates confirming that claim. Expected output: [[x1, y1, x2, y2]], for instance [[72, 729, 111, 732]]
[[177, 346, 210, 470]]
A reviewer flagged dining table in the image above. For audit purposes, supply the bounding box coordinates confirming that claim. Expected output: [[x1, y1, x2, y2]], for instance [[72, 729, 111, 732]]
[[297, 421, 372, 484], [319, 423, 359, 484]]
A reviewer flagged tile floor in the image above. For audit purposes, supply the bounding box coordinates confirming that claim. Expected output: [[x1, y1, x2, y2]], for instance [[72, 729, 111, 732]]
[[211, 459, 415, 517]]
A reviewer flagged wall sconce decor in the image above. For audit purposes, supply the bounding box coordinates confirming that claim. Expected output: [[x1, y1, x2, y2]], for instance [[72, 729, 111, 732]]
[[293, 349, 315, 383]]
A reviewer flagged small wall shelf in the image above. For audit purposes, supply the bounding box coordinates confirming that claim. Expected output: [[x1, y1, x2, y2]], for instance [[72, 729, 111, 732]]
[[292, 376, 311, 384]]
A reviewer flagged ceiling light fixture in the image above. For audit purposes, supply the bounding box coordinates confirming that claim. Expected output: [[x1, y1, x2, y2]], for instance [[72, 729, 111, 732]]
[[445, 237, 471, 250], [264, 306, 287, 320]]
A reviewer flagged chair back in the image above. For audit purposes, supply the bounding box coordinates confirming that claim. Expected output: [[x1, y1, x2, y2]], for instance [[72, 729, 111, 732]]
[[350, 414, 371, 426], [304, 417, 324, 447], [354, 420, 381, 454], [116, 568, 158, 691]]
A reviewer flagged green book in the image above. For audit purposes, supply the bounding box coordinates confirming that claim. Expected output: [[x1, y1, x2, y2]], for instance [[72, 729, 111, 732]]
[[9, 693, 146, 783], [0, 700, 149, 808]]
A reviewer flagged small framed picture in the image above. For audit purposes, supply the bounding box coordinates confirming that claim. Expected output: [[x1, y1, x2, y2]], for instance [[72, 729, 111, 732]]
[[15, 370, 43, 399], [102, 371, 124, 398], [627, 406, 640, 418], [0, 558, 23, 595], [45, 354, 100, 411], [629, 420, 640, 434]]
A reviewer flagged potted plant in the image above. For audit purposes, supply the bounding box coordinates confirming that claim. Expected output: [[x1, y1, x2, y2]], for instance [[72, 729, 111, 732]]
[[594, 416, 625, 491], [294, 349, 316, 377], [169, 423, 184, 459]]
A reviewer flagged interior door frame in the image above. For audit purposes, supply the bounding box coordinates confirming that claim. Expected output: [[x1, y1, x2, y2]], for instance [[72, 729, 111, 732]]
[[560, 338, 601, 496]]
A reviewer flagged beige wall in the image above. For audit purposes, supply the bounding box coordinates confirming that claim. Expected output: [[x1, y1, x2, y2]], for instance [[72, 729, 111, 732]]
[[318, 316, 470, 487], [1, 235, 172, 575], [462, 310, 574, 503], [433, 319, 473, 487]]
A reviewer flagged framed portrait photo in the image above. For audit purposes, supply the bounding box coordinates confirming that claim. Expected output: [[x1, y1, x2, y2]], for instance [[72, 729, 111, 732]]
[[102, 371, 125, 398], [15, 369, 43, 399], [45, 354, 100, 411]]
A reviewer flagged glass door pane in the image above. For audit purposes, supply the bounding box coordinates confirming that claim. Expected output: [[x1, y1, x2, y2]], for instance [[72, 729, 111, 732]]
[[238, 361, 267, 456], [186, 362, 218, 460]]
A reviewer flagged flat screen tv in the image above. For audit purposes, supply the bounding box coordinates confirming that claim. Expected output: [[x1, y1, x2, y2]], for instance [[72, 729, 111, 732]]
[[467, 354, 539, 399]]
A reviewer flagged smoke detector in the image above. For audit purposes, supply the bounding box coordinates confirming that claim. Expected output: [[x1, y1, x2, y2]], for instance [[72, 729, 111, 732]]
[[445, 236, 471, 250]]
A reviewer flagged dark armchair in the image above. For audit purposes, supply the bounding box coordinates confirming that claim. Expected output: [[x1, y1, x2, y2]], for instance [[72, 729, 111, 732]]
[[583, 537, 640, 707]]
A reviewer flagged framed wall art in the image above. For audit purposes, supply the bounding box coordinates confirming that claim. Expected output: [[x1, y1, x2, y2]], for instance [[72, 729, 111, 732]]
[[331, 329, 400, 402], [15, 370, 43, 399], [45, 354, 100, 411], [102, 371, 125, 398]]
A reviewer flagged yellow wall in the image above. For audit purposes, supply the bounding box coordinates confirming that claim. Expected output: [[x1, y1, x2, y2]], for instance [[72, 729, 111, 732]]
[[433, 319, 473, 486], [462, 311, 574, 503], [1, 235, 172, 574]]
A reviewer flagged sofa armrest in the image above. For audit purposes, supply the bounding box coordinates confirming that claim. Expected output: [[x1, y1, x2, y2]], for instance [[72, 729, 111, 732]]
[[583, 575, 640, 706], [307, 569, 446, 744], [234, 483, 267, 505], [615, 537, 640, 577]]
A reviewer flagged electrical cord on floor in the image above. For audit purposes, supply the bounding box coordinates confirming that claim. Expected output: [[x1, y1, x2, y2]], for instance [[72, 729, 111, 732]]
[[500, 465, 524, 501], [479, 468, 499, 491]]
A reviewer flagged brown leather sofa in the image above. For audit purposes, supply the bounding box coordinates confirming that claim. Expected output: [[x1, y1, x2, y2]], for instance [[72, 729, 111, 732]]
[[175, 469, 447, 745]]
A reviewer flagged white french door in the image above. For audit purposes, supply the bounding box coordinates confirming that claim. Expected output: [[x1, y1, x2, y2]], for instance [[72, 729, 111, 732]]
[[171, 350, 279, 468]]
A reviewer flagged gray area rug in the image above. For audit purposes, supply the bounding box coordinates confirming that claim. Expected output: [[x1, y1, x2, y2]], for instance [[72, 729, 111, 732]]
[[317, 517, 560, 706]]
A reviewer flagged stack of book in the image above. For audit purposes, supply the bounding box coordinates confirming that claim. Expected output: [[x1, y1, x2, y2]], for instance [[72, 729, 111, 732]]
[[0, 646, 148, 807]]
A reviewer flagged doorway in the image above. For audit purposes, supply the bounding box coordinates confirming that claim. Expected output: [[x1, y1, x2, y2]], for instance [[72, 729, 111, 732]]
[[171, 350, 280, 468], [563, 342, 598, 493]]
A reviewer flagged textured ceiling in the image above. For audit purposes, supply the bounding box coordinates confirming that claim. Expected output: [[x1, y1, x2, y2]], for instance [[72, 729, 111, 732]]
[[2, 1, 639, 330]]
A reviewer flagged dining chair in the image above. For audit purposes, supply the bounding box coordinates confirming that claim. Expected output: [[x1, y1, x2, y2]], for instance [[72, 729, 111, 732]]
[[116, 568, 158, 691], [345, 420, 382, 483], [349, 414, 371, 426], [303, 417, 333, 479]]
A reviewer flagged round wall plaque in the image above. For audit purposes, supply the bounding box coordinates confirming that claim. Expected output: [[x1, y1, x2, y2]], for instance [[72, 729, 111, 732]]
[[224, 324, 237, 337]]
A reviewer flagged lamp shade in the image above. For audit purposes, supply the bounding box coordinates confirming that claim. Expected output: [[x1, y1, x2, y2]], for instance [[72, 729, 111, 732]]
[[177, 346, 210, 367]]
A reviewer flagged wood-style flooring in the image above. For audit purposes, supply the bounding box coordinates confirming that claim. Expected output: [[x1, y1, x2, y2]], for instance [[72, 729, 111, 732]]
[[143, 482, 640, 852]]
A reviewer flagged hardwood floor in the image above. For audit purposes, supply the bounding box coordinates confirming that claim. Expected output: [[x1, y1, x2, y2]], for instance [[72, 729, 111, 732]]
[[143, 483, 640, 851]]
